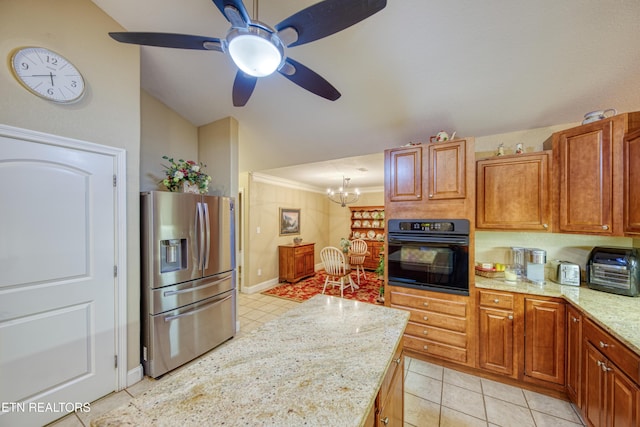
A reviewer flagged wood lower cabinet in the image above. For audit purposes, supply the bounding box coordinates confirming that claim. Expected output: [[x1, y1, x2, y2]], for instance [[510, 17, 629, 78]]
[[523, 297, 565, 385], [364, 241, 384, 270], [478, 290, 516, 378], [476, 290, 565, 389], [566, 304, 583, 406], [363, 344, 404, 427], [476, 151, 551, 231], [581, 318, 640, 427], [389, 286, 471, 366], [278, 243, 315, 283]]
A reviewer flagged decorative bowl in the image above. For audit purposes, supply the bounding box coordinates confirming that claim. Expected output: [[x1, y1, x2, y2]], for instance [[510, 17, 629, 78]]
[[293, 237, 303, 245]]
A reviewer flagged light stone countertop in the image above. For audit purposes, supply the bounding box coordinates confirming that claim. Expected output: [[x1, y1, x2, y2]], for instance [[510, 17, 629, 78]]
[[475, 276, 640, 356], [92, 295, 409, 427]]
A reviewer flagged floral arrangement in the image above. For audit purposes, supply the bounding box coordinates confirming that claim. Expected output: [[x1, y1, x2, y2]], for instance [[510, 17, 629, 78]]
[[161, 155, 212, 194], [339, 238, 351, 253]]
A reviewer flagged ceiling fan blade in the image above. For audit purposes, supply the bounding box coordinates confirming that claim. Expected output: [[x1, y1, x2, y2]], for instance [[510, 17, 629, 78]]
[[278, 57, 341, 101], [109, 32, 222, 51], [211, 0, 251, 27], [275, 0, 386, 47], [232, 71, 258, 106]]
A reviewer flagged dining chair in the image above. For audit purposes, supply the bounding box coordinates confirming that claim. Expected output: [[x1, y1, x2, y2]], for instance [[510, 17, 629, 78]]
[[320, 246, 355, 298], [349, 239, 369, 286]]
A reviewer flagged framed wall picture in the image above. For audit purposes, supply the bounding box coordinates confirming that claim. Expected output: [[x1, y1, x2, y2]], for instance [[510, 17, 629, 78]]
[[279, 208, 300, 235]]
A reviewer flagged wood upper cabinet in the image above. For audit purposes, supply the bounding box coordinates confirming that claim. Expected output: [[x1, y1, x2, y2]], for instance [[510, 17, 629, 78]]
[[427, 139, 466, 200], [523, 297, 565, 385], [386, 146, 422, 202], [566, 304, 583, 407], [552, 112, 640, 236], [624, 128, 640, 234], [476, 151, 551, 231]]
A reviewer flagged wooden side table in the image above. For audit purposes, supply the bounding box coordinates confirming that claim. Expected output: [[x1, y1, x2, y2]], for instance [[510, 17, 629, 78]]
[[278, 243, 315, 283]]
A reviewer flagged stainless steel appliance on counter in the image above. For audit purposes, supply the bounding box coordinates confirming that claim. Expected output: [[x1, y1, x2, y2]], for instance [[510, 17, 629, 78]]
[[141, 191, 236, 377], [587, 246, 640, 297], [387, 219, 470, 295]]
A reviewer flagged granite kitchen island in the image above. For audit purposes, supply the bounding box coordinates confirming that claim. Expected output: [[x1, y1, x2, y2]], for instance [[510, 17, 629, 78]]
[[92, 295, 409, 427]]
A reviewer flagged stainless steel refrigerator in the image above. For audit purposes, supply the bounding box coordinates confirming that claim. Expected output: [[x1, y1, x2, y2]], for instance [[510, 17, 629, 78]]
[[140, 191, 236, 378]]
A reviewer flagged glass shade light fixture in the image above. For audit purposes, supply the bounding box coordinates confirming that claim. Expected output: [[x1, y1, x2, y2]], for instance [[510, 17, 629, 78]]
[[225, 24, 284, 77], [327, 176, 360, 207]]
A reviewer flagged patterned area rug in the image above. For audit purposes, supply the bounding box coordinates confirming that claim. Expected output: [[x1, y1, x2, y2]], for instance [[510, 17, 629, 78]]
[[262, 271, 384, 304]]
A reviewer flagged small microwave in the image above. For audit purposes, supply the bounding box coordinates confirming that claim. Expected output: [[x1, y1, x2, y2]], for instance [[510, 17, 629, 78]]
[[586, 247, 640, 297]]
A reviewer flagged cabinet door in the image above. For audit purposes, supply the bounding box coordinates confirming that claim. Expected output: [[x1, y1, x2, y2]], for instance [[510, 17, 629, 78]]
[[378, 354, 404, 427], [556, 120, 614, 234], [566, 305, 583, 407], [584, 342, 607, 427], [524, 298, 565, 385], [303, 250, 315, 276], [476, 152, 550, 231], [624, 129, 640, 234], [386, 146, 422, 201], [608, 363, 639, 427], [427, 139, 466, 200], [478, 307, 515, 377]]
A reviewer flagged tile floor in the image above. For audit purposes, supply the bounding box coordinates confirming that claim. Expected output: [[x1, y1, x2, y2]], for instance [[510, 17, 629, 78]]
[[50, 292, 586, 427]]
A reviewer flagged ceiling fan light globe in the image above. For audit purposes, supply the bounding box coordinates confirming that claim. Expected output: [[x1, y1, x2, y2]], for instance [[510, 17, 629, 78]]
[[227, 31, 283, 77]]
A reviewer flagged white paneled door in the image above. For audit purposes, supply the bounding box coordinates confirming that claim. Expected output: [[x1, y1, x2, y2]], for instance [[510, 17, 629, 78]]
[[0, 128, 118, 426]]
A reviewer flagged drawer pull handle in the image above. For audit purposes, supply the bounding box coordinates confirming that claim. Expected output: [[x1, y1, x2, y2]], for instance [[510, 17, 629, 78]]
[[597, 360, 612, 372], [493, 299, 499, 303], [423, 302, 429, 307], [602, 225, 609, 230], [423, 345, 428, 350], [543, 223, 548, 229], [423, 316, 428, 321], [395, 358, 401, 364], [599, 341, 609, 349], [428, 194, 433, 199], [572, 317, 580, 323], [423, 330, 428, 335], [381, 417, 389, 425], [508, 315, 513, 320]]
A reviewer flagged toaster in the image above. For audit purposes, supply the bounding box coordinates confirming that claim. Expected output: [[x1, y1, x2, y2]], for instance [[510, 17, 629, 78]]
[[550, 260, 580, 286], [586, 247, 640, 297]]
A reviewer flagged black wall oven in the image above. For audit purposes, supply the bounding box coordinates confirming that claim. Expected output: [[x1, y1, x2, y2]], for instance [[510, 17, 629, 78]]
[[387, 219, 470, 296]]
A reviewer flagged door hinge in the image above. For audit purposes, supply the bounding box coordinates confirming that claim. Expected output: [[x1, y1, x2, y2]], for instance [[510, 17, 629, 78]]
[[113, 175, 117, 187], [114, 265, 118, 277], [114, 355, 118, 368]]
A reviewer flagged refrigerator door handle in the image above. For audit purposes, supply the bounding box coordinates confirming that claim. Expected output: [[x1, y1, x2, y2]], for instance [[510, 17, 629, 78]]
[[163, 294, 232, 322], [203, 202, 211, 270], [196, 202, 205, 270], [163, 274, 233, 297]]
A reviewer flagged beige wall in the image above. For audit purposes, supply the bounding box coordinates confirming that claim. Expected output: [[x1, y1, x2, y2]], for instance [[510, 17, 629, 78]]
[[199, 117, 239, 197], [140, 90, 198, 192], [1, 0, 141, 372]]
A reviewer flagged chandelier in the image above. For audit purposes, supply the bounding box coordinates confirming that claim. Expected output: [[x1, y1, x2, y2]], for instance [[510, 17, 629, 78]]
[[327, 176, 360, 207]]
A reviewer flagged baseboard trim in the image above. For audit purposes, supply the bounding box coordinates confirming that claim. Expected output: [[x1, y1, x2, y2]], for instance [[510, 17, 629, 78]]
[[126, 364, 144, 388], [241, 277, 280, 294]]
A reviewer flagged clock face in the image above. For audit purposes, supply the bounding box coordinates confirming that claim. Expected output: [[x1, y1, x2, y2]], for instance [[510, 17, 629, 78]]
[[10, 47, 85, 103]]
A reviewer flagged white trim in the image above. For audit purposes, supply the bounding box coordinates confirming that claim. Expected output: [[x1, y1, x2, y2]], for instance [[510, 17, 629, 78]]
[[241, 277, 280, 294], [252, 172, 383, 194], [127, 365, 144, 387], [0, 124, 128, 392]]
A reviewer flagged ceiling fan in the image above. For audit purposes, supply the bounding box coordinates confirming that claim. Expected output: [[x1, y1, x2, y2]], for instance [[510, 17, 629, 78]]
[[109, 0, 387, 106]]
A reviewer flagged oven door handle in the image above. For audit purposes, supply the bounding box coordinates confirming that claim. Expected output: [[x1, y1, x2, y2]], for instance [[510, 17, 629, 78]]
[[388, 235, 468, 245]]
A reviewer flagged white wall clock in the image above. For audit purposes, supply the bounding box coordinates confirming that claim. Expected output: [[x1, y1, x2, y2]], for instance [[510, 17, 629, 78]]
[[10, 47, 85, 104]]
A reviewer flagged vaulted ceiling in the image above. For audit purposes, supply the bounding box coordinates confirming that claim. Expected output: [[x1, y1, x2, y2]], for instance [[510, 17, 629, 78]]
[[92, 0, 640, 188]]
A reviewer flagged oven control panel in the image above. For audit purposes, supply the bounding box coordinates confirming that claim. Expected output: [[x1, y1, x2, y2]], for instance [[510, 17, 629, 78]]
[[388, 219, 470, 234]]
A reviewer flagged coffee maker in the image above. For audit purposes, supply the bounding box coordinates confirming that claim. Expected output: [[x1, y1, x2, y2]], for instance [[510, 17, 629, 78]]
[[525, 248, 547, 284]]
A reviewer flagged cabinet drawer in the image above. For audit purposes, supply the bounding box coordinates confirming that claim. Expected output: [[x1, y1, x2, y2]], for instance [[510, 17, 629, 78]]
[[584, 318, 640, 385], [390, 292, 467, 317], [404, 335, 467, 363], [405, 322, 467, 348], [393, 305, 467, 333], [294, 246, 314, 255], [478, 290, 514, 310]]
